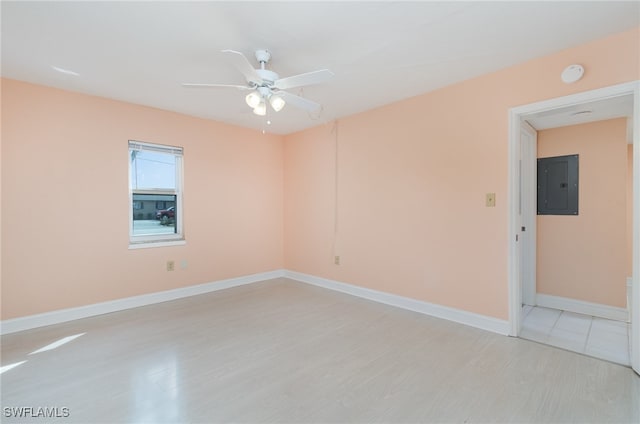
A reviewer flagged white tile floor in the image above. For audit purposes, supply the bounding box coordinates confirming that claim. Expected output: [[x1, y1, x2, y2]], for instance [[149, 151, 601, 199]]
[[520, 305, 631, 366]]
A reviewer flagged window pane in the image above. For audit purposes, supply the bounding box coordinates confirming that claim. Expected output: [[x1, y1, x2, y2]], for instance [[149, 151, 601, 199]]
[[132, 194, 177, 236], [130, 150, 176, 190]]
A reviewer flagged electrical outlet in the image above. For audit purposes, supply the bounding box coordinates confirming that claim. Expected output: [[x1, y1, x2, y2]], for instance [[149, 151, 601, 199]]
[[166, 260, 175, 271], [180, 260, 188, 270], [486, 193, 496, 207], [334, 256, 340, 265]]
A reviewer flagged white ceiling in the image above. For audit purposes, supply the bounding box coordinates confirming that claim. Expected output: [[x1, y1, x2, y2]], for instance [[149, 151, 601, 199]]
[[2, 1, 638, 135]]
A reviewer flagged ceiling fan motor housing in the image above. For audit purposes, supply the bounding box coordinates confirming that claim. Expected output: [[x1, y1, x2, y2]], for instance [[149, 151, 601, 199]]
[[256, 69, 279, 86]]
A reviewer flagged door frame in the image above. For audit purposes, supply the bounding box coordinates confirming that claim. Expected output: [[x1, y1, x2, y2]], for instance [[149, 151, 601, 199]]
[[507, 81, 640, 374]]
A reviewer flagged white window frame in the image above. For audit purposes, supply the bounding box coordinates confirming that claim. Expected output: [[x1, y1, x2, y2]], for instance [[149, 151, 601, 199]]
[[128, 140, 185, 248]]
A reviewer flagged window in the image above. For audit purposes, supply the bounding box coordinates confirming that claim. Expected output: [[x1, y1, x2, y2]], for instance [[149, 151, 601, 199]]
[[129, 140, 184, 247]]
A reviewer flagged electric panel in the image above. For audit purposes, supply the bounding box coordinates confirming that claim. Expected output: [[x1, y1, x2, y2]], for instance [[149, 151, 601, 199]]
[[537, 154, 578, 215]]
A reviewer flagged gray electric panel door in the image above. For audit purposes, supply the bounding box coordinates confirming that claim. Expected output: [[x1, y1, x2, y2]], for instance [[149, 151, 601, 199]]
[[537, 154, 578, 215]]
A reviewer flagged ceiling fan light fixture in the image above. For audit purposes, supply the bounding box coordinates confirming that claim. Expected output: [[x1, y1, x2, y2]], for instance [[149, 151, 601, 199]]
[[253, 101, 267, 116], [245, 91, 261, 108], [269, 95, 286, 112], [184, 49, 333, 118]]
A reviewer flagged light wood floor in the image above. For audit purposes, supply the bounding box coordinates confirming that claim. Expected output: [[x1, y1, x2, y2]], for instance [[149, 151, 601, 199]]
[[1, 278, 639, 423]]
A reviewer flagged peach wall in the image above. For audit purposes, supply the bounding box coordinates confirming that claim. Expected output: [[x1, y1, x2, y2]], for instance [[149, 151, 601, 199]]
[[537, 119, 628, 307], [284, 28, 639, 320], [1, 79, 283, 320], [2, 28, 639, 323]]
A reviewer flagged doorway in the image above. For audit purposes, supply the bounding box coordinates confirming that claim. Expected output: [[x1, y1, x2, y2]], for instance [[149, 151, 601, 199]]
[[508, 81, 639, 374]]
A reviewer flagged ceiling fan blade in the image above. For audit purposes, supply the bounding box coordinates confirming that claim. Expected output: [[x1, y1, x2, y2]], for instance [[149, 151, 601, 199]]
[[278, 91, 322, 113], [274, 69, 334, 90], [221, 50, 261, 84], [182, 83, 250, 90]]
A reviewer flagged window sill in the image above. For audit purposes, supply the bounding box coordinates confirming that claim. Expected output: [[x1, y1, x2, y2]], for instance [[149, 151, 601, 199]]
[[128, 240, 186, 250]]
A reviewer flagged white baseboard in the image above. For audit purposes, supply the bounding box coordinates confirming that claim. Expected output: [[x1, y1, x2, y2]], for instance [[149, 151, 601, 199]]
[[284, 270, 510, 336], [536, 293, 629, 322], [1, 268, 511, 337], [627, 277, 632, 315], [0, 269, 286, 335]]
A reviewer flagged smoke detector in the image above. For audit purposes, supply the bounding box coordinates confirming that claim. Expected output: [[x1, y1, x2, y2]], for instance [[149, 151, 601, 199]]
[[561, 64, 584, 84]]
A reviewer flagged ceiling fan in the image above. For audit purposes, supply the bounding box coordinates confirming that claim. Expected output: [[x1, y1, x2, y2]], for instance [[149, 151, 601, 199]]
[[183, 49, 334, 116]]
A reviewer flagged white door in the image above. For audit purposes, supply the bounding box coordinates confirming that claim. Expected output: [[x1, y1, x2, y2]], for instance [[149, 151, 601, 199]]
[[520, 122, 537, 306]]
